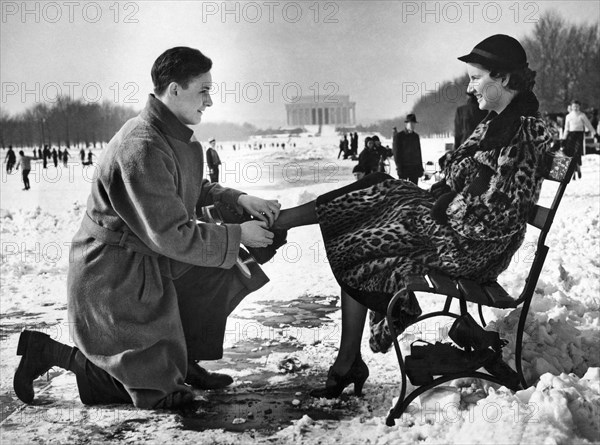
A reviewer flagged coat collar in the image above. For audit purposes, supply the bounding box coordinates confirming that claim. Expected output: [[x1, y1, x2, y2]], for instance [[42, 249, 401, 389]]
[[141, 94, 194, 143], [479, 91, 540, 152]]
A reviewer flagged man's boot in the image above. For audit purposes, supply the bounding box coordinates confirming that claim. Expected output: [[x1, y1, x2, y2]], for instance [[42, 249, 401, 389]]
[[185, 360, 233, 390], [14, 330, 75, 403]]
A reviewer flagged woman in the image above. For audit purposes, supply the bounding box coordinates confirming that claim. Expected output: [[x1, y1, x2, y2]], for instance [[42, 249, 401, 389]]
[[271, 35, 553, 397]]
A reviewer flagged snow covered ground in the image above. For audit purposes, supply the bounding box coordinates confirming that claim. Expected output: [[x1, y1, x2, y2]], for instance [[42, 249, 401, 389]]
[[0, 138, 598, 444]]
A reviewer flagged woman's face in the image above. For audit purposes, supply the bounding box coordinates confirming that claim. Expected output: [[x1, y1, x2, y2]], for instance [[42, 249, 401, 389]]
[[367, 140, 374, 148], [466, 63, 509, 113]]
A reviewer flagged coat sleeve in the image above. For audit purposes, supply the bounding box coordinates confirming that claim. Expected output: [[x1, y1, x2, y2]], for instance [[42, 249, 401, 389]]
[[108, 140, 241, 269], [392, 134, 401, 170], [445, 117, 551, 241]]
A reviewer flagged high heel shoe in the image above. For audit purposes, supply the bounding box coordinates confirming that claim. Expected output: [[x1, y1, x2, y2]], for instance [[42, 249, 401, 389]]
[[309, 354, 369, 398]]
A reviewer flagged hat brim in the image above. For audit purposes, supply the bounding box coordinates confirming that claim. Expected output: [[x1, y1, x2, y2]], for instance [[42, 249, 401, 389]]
[[404, 119, 418, 123], [458, 53, 523, 71]]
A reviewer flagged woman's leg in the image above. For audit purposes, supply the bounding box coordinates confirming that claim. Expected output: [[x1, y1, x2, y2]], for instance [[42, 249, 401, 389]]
[[329, 290, 368, 375], [272, 201, 317, 230], [273, 172, 392, 231]]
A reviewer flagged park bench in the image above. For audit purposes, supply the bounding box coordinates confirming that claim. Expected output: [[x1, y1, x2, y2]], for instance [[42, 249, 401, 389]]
[[385, 151, 576, 426]]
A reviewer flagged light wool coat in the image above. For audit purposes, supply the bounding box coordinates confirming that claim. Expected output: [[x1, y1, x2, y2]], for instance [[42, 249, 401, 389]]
[[67, 95, 268, 408]]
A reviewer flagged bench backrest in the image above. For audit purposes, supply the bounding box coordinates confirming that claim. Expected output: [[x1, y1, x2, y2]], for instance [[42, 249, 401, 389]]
[[518, 152, 576, 303]]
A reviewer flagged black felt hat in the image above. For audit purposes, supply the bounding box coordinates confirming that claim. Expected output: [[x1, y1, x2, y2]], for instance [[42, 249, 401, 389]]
[[458, 34, 528, 71], [405, 114, 418, 123]]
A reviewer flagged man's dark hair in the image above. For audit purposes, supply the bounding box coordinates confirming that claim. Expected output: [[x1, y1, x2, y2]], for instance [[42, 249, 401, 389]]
[[151, 47, 213, 96]]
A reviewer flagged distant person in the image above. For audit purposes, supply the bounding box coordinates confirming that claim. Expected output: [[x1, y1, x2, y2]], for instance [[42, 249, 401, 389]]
[[350, 132, 359, 158], [80, 147, 86, 163], [52, 148, 58, 167], [205, 137, 221, 182], [42, 145, 50, 169], [356, 136, 380, 175], [338, 134, 350, 159], [563, 100, 597, 179], [15, 150, 33, 190], [86, 149, 94, 165], [5, 145, 16, 174], [393, 113, 424, 184], [352, 164, 366, 181], [372, 136, 392, 173], [62, 149, 70, 167], [454, 92, 487, 148]]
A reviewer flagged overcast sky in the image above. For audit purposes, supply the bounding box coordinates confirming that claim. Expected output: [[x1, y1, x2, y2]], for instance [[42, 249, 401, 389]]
[[1, 1, 598, 127]]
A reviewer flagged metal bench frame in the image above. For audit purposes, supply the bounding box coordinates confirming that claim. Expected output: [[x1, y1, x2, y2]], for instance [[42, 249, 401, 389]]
[[385, 152, 576, 426]]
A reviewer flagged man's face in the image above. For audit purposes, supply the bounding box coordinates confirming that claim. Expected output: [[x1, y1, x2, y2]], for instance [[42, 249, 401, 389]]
[[406, 122, 415, 131], [170, 71, 213, 125]]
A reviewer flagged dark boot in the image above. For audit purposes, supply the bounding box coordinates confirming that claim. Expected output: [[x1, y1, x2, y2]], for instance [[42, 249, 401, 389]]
[[449, 313, 507, 352], [185, 361, 233, 390], [14, 330, 75, 403]]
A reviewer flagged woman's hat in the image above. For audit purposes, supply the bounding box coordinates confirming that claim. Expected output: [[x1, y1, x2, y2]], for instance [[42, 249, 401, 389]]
[[458, 34, 527, 71], [405, 114, 418, 123], [208, 137, 216, 143]]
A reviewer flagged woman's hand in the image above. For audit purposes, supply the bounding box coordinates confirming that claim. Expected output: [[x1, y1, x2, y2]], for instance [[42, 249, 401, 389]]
[[237, 195, 281, 227]]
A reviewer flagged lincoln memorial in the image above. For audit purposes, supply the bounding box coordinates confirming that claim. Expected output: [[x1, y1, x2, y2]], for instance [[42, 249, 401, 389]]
[[285, 95, 356, 127]]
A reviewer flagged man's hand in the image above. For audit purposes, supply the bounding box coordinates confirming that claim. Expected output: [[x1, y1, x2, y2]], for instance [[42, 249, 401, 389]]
[[238, 195, 281, 227], [240, 220, 274, 248]]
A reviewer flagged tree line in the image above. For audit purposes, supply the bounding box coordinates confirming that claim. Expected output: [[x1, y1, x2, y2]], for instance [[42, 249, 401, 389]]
[[0, 97, 137, 149], [2, 11, 597, 146]]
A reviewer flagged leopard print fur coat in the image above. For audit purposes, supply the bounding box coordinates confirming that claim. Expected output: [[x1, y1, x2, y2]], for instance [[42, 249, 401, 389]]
[[314, 92, 553, 352]]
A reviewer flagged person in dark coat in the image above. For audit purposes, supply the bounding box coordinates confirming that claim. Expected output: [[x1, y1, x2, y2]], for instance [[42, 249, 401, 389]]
[[80, 147, 86, 163], [52, 148, 58, 167], [205, 137, 221, 182], [42, 145, 50, 169], [270, 34, 552, 398], [454, 92, 487, 148], [350, 132, 359, 158], [393, 114, 424, 184], [4, 145, 16, 174], [356, 136, 380, 175], [14, 47, 282, 410], [338, 134, 350, 159]]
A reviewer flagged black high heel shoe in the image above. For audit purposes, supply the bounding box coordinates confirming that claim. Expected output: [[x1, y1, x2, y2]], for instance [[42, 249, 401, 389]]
[[309, 354, 369, 398]]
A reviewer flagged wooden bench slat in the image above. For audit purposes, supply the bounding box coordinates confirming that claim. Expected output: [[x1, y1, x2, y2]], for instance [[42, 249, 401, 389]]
[[528, 205, 551, 230], [483, 282, 517, 308], [405, 275, 433, 292], [427, 272, 460, 297], [457, 279, 492, 305]]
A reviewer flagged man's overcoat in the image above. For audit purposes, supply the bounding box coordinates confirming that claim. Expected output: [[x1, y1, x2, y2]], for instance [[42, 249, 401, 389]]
[[67, 95, 268, 408]]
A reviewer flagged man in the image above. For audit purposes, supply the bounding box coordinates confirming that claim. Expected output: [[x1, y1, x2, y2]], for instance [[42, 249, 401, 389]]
[[392, 113, 424, 184], [4, 145, 16, 174], [206, 137, 221, 182], [337, 133, 350, 159], [14, 47, 281, 410], [563, 100, 597, 179]]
